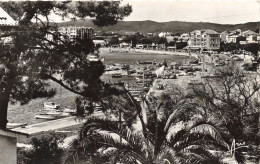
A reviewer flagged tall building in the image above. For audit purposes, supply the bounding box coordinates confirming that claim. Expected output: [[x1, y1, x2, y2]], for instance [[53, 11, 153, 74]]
[[188, 29, 220, 50], [58, 26, 94, 40]]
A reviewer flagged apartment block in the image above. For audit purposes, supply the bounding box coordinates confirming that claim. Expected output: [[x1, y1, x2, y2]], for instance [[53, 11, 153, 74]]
[[188, 29, 220, 50]]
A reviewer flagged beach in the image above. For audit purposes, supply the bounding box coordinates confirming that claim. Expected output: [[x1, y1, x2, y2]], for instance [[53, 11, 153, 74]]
[[99, 48, 196, 65]]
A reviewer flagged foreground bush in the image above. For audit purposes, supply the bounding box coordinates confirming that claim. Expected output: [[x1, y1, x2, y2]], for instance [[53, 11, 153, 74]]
[[18, 132, 66, 164]]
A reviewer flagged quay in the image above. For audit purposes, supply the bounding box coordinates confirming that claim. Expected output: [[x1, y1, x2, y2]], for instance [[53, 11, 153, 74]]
[[11, 112, 104, 135]]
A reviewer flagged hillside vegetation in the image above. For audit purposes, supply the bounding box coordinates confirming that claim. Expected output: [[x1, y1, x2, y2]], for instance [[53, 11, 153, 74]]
[[58, 19, 259, 34]]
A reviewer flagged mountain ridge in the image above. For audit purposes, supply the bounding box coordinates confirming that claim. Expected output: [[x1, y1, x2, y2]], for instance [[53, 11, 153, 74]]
[[57, 20, 259, 34]]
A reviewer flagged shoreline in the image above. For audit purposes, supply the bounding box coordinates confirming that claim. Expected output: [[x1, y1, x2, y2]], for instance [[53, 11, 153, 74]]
[[100, 47, 198, 59]]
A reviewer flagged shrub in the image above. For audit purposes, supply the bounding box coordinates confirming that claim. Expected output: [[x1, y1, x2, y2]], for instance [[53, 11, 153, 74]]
[[18, 132, 66, 164]]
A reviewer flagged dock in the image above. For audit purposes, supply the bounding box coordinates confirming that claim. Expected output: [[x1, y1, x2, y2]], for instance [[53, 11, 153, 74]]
[[11, 112, 104, 135]]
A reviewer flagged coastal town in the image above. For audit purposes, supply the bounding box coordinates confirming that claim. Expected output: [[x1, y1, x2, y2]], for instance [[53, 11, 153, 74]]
[[0, 1, 260, 164]]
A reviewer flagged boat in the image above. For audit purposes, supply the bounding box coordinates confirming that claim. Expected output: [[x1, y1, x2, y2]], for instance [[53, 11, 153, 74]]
[[138, 61, 154, 64], [44, 102, 60, 109], [93, 101, 102, 109], [88, 55, 99, 62], [128, 69, 136, 74], [63, 107, 77, 114], [59, 113, 70, 117], [201, 73, 221, 78], [40, 108, 60, 112], [121, 64, 130, 70], [129, 90, 141, 97], [7, 122, 27, 129], [46, 111, 62, 116], [188, 80, 203, 86], [133, 96, 142, 102], [112, 73, 122, 78], [35, 114, 57, 120]]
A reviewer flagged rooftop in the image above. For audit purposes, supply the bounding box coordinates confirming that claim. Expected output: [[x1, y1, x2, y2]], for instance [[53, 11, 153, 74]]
[[0, 7, 17, 26], [203, 29, 219, 34]]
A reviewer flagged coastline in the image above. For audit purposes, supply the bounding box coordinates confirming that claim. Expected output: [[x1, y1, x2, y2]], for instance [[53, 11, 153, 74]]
[[100, 47, 198, 59]]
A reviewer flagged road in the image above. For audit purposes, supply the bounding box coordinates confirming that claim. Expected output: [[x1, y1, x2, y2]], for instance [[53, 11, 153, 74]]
[[11, 112, 104, 135]]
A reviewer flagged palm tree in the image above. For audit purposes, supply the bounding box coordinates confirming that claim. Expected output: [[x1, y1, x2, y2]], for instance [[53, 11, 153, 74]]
[[64, 95, 230, 164]]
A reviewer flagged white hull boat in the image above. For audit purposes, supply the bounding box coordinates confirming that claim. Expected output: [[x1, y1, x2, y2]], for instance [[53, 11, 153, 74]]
[[7, 122, 27, 129], [35, 114, 57, 120], [46, 112, 62, 116], [44, 102, 60, 109], [63, 108, 77, 114]]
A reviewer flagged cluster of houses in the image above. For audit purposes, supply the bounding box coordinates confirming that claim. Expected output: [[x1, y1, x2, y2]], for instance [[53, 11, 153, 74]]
[[41, 21, 260, 53], [92, 29, 260, 52], [221, 29, 259, 44]]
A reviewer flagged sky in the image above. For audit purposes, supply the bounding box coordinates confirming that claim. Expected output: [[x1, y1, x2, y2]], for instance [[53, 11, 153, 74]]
[[121, 0, 260, 24]]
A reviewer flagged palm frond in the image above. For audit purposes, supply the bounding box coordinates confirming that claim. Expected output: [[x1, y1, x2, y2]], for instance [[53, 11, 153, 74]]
[[189, 123, 229, 150], [140, 101, 148, 124]]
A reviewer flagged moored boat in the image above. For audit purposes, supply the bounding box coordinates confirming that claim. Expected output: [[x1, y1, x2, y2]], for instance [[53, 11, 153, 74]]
[[35, 114, 57, 120], [63, 107, 76, 114], [88, 55, 99, 62], [112, 73, 122, 78], [44, 102, 60, 109], [46, 111, 62, 116], [7, 122, 27, 129]]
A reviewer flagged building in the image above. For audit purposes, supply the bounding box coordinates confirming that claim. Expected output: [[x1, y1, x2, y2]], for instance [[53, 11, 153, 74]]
[[241, 30, 257, 37], [246, 35, 258, 43], [220, 31, 229, 42], [0, 7, 17, 26], [0, 7, 18, 44], [179, 33, 189, 42], [225, 29, 243, 43], [188, 29, 220, 50], [225, 29, 259, 44], [45, 26, 94, 44], [241, 30, 258, 43], [166, 36, 174, 43], [0, 7, 28, 164], [226, 33, 240, 43], [58, 26, 94, 40], [93, 39, 107, 46], [158, 32, 172, 38]]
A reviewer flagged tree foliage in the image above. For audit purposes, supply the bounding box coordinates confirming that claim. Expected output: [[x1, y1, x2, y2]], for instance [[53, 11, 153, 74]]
[[188, 64, 260, 145], [109, 37, 119, 45], [176, 42, 187, 49], [243, 43, 260, 56], [64, 89, 230, 164], [0, 1, 132, 129], [18, 132, 66, 164]]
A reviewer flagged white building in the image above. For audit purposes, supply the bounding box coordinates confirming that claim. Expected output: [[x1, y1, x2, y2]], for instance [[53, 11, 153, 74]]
[[93, 39, 107, 46], [226, 34, 240, 43], [178, 33, 189, 42], [0, 7, 18, 44], [158, 32, 172, 38], [0, 7, 17, 26], [246, 35, 258, 43], [188, 29, 220, 50], [58, 26, 94, 40]]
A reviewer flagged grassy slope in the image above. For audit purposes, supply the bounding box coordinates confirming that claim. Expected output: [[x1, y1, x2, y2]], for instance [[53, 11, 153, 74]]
[[7, 81, 77, 125]]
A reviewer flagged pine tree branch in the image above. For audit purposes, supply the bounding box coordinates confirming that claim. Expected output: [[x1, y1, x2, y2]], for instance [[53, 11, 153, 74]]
[[45, 74, 85, 97]]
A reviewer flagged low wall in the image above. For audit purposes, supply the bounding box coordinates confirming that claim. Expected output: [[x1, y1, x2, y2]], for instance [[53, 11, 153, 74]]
[[0, 134, 17, 164]]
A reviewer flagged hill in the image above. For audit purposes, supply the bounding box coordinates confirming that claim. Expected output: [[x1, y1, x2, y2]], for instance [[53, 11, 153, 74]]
[[58, 20, 259, 34]]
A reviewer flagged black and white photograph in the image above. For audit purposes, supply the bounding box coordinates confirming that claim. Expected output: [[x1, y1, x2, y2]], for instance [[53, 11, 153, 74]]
[[0, 0, 260, 163]]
